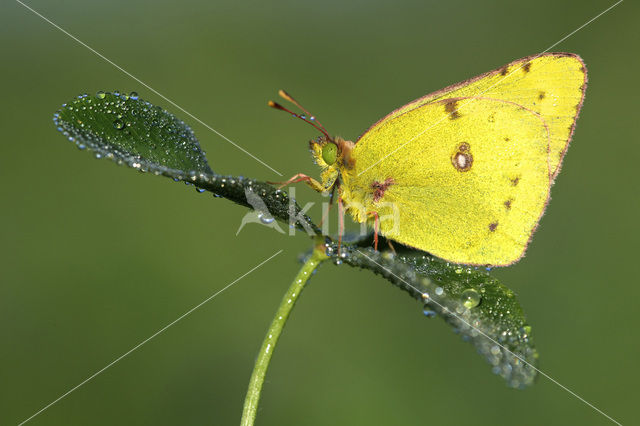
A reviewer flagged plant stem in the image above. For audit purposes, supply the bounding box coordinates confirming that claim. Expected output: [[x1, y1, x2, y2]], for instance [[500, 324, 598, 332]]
[[240, 240, 328, 426]]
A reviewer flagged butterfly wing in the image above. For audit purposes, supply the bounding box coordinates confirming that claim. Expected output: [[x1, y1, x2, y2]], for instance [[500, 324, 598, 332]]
[[359, 53, 586, 179], [342, 97, 550, 266]]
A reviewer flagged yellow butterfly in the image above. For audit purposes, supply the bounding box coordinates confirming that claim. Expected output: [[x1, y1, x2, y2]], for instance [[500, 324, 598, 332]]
[[270, 53, 587, 266]]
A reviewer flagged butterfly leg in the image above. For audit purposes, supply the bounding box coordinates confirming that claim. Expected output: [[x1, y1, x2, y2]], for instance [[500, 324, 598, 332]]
[[338, 196, 345, 252], [267, 173, 324, 192], [319, 185, 338, 227], [366, 210, 380, 251], [386, 239, 396, 255]]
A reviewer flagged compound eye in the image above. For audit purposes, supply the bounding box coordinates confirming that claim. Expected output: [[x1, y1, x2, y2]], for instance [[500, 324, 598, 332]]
[[321, 143, 338, 165]]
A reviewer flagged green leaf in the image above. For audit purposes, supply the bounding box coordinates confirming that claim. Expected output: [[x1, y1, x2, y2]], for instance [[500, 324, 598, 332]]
[[54, 91, 213, 177], [326, 236, 538, 388], [53, 91, 320, 235]]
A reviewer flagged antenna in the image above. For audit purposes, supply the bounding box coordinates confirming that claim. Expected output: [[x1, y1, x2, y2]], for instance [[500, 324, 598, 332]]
[[278, 90, 331, 137], [268, 97, 332, 140]]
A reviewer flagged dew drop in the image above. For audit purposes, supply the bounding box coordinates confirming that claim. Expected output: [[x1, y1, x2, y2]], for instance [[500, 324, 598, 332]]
[[423, 306, 436, 318], [461, 288, 481, 309], [96, 91, 106, 99], [260, 215, 275, 224], [113, 119, 125, 130], [130, 91, 139, 100]]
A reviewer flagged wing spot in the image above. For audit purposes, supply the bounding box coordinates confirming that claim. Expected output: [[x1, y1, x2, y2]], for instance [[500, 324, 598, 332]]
[[452, 143, 473, 172], [489, 222, 498, 232], [538, 91, 546, 100], [523, 62, 532, 73], [504, 137, 510, 142], [444, 100, 460, 120], [510, 176, 520, 186], [500, 66, 508, 76], [488, 113, 495, 123], [504, 200, 512, 210], [371, 178, 395, 203]]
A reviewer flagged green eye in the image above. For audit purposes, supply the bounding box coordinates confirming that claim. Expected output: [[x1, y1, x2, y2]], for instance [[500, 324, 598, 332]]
[[321, 143, 338, 165]]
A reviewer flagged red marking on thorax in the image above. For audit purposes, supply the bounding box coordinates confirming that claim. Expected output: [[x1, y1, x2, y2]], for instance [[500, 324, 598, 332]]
[[371, 178, 395, 202]]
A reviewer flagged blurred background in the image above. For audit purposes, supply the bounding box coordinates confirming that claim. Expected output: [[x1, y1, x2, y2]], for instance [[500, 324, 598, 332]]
[[1, 0, 637, 424]]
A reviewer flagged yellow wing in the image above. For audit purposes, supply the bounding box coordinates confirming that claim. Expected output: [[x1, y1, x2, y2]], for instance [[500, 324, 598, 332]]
[[359, 53, 586, 179], [341, 97, 551, 266]]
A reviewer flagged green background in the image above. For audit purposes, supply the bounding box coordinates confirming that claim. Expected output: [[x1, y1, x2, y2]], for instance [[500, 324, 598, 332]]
[[1, 0, 637, 424]]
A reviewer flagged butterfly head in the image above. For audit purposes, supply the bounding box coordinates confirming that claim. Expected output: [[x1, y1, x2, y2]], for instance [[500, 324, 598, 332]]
[[309, 135, 354, 169], [269, 90, 354, 190]]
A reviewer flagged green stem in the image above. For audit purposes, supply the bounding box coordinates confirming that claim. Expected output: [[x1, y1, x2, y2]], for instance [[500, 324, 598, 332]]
[[240, 240, 328, 426]]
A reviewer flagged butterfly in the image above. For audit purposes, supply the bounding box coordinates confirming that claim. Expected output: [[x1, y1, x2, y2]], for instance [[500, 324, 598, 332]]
[[270, 53, 587, 266]]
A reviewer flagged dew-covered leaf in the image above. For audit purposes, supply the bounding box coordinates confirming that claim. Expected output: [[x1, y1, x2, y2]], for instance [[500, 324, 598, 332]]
[[54, 91, 213, 177], [53, 91, 320, 234], [325, 237, 538, 388]]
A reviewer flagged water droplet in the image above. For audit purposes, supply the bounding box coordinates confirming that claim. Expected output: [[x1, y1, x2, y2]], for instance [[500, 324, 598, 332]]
[[435, 287, 444, 296], [96, 91, 106, 99], [130, 91, 139, 100], [423, 306, 436, 318], [381, 251, 395, 261], [195, 187, 205, 193], [113, 119, 125, 130], [461, 288, 481, 309], [260, 215, 275, 224]]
